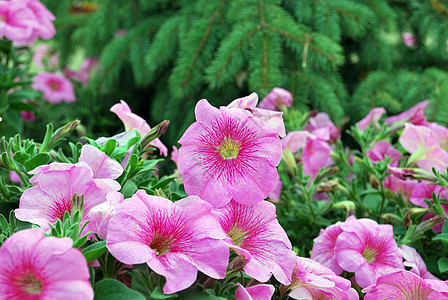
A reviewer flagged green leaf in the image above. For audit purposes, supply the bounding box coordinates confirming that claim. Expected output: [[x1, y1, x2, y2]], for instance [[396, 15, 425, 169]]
[[24, 153, 51, 171], [438, 257, 448, 273], [433, 233, 448, 244], [102, 139, 117, 157], [150, 287, 178, 299], [94, 279, 145, 300], [176, 289, 226, 300], [82, 241, 107, 263], [8, 90, 42, 102]]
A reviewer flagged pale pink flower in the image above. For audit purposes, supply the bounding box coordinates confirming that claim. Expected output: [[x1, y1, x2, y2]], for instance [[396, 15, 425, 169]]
[[86, 191, 124, 240], [304, 112, 340, 143], [76, 57, 99, 85], [268, 175, 282, 202], [399, 123, 448, 172], [399, 245, 438, 280], [16, 0, 56, 45], [427, 122, 448, 151], [363, 270, 448, 299], [0, 228, 93, 299], [0, 1, 38, 45], [383, 175, 418, 202], [15, 162, 120, 231], [286, 257, 359, 300], [227, 93, 286, 137], [106, 190, 229, 294], [282, 131, 313, 153], [258, 87, 293, 111], [366, 140, 401, 167], [110, 100, 167, 156], [32, 72, 75, 103], [403, 32, 416, 47], [171, 145, 179, 166], [356, 107, 386, 132], [212, 200, 296, 284], [114, 29, 127, 37], [178, 99, 282, 207], [334, 217, 404, 288], [385, 100, 429, 126], [79, 144, 123, 179], [311, 219, 346, 275], [20, 110, 35, 122], [235, 284, 275, 300], [32, 43, 49, 68]]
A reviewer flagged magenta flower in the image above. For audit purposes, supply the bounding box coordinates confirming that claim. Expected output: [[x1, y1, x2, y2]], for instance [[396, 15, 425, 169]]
[[110, 100, 168, 156], [0, 228, 93, 299], [258, 87, 293, 111], [383, 175, 418, 203], [106, 190, 229, 294], [366, 141, 401, 167], [212, 200, 296, 284], [334, 217, 404, 288], [399, 123, 448, 172], [79, 144, 123, 179], [15, 162, 120, 231], [310, 219, 346, 275], [363, 270, 448, 299], [0, 1, 38, 45], [178, 99, 282, 207], [304, 112, 340, 143], [403, 32, 416, 47], [32, 72, 75, 103], [399, 245, 438, 280], [86, 191, 124, 239], [385, 100, 429, 126], [356, 107, 386, 132], [235, 284, 275, 300], [20, 110, 35, 122], [286, 257, 359, 300]]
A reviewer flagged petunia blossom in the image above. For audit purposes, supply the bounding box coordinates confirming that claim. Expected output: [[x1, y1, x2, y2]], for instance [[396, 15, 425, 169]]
[[402, 32, 416, 47], [285, 257, 359, 300], [235, 284, 275, 300], [385, 100, 429, 126], [110, 100, 167, 156], [0, 1, 39, 44], [15, 162, 120, 231], [258, 87, 293, 111], [106, 190, 229, 294], [0, 228, 93, 299], [178, 99, 282, 207], [31, 72, 75, 103], [76, 57, 99, 85], [78, 144, 123, 179], [399, 245, 438, 280], [304, 112, 340, 143], [16, 0, 56, 46], [363, 269, 448, 299], [212, 200, 296, 285], [366, 140, 401, 167], [356, 107, 386, 132], [334, 217, 404, 288]]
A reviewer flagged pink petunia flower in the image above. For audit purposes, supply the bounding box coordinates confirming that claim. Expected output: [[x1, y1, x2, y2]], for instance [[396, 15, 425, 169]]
[[0, 228, 93, 299], [0, 0, 38, 45], [31, 72, 75, 103], [15, 162, 120, 231], [258, 87, 293, 111], [366, 140, 402, 167], [78, 144, 123, 179], [286, 257, 359, 300], [212, 200, 296, 284], [427, 122, 448, 151], [268, 175, 282, 202], [403, 32, 416, 47], [363, 269, 448, 299], [110, 100, 168, 156], [20, 110, 35, 122], [334, 217, 404, 288], [17, 0, 56, 45], [304, 112, 340, 143], [385, 100, 429, 126], [399, 123, 448, 172], [235, 284, 275, 300], [106, 190, 229, 294], [76, 57, 99, 85], [356, 107, 386, 133], [227, 92, 286, 137], [178, 99, 282, 207], [399, 245, 438, 280], [383, 175, 418, 203]]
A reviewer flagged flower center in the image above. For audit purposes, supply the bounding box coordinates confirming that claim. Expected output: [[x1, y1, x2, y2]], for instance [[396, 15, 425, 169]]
[[0, 15, 5, 22], [149, 234, 172, 256], [362, 246, 378, 263], [228, 225, 246, 247], [20, 272, 43, 295], [217, 137, 240, 159], [47, 78, 61, 91]]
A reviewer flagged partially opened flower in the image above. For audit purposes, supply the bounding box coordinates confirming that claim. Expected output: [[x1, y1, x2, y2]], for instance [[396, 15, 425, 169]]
[[212, 200, 296, 284], [304, 112, 340, 143], [258, 87, 293, 111], [334, 217, 404, 288], [235, 284, 275, 300], [31, 72, 75, 103], [178, 99, 282, 207], [79, 144, 123, 179], [0, 228, 93, 299], [107, 190, 229, 294], [367, 140, 401, 167], [356, 107, 386, 132], [386, 100, 429, 126], [15, 162, 120, 231], [285, 257, 359, 300], [363, 270, 448, 299], [399, 123, 448, 172], [383, 175, 418, 203], [399, 245, 438, 280], [110, 100, 167, 156]]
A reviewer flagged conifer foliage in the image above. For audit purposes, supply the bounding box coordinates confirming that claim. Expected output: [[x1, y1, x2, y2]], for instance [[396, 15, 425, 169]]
[[44, 0, 448, 141]]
